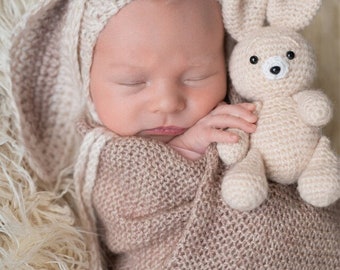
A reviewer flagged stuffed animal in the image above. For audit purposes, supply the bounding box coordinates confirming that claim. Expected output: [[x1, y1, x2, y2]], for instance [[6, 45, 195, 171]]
[[217, 0, 340, 211]]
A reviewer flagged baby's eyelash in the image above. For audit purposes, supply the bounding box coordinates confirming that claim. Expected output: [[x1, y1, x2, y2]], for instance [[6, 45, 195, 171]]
[[185, 76, 207, 81], [118, 81, 146, 86], [184, 72, 218, 82]]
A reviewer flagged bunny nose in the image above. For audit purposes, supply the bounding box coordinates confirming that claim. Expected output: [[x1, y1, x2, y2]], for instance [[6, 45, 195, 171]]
[[262, 56, 289, 80], [270, 66, 281, 75]]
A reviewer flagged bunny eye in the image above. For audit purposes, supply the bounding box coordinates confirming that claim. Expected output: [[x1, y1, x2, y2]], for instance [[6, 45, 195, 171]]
[[250, 56, 259, 65], [286, 51, 295, 60]]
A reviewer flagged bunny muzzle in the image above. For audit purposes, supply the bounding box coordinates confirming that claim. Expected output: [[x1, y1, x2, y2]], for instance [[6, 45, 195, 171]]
[[262, 55, 289, 80]]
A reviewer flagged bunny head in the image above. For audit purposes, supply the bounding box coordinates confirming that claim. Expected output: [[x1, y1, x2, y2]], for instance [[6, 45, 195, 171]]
[[222, 0, 322, 101], [229, 28, 316, 101]]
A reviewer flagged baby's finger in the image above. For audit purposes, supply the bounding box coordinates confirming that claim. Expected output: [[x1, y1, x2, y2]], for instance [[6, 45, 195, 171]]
[[208, 128, 240, 144], [214, 102, 255, 112], [211, 103, 257, 123], [204, 114, 257, 133], [238, 102, 257, 111]]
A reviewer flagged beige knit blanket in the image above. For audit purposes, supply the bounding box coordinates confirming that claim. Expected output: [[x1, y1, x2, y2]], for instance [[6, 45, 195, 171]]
[[89, 129, 340, 269]]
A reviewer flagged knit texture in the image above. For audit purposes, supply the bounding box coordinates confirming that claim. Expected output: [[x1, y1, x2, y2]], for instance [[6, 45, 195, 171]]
[[92, 133, 206, 269], [84, 122, 340, 269]]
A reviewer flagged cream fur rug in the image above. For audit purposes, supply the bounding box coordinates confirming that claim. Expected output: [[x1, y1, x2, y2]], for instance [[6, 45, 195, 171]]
[[0, 1, 89, 269]]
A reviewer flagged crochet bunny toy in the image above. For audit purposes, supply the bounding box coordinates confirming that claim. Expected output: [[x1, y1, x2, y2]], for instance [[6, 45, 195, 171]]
[[217, 0, 340, 211]]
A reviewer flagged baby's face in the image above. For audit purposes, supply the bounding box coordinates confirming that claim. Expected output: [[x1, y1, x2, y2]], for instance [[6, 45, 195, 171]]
[[90, 0, 226, 142]]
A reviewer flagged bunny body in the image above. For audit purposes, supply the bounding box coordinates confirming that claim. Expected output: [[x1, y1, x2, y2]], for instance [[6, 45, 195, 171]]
[[234, 28, 328, 183], [218, 2, 340, 211], [252, 96, 320, 183]]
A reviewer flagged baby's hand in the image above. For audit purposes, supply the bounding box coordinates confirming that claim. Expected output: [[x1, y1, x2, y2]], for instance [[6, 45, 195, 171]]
[[168, 102, 257, 160]]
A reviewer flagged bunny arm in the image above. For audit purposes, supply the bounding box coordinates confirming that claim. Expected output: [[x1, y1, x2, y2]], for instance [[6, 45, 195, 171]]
[[217, 101, 261, 166], [217, 128, 250, 166], [292, 90, 333, 127]]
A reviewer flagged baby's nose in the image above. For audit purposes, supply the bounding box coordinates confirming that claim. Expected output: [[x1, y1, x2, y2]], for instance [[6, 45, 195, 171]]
[[149, 81, 185, 113], [156, 95, 185, 113]]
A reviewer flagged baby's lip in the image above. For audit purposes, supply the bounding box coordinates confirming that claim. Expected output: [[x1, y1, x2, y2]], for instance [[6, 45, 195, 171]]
[[139, 126, 187, 136]]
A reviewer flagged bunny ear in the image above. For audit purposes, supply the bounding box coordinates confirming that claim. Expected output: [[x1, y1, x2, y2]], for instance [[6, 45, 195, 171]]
[[267, 0, 322, 31], [221, 0, 269, 41]]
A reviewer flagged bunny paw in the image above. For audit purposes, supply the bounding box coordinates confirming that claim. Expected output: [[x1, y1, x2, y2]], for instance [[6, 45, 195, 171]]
[[217, 129, 249, 166]]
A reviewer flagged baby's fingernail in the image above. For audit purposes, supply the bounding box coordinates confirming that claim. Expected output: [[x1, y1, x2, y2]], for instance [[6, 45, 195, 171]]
[[247, 103, 256, 110], [230, 134, 239, 142], [245, 114, 257, 123]]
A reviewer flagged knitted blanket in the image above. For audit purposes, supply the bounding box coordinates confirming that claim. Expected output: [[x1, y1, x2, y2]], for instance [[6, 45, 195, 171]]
[[88, 128, 340, 269]]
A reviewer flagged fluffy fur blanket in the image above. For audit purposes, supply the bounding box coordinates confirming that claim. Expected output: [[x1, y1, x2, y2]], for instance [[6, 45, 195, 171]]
[[0, 1, 89, 269]]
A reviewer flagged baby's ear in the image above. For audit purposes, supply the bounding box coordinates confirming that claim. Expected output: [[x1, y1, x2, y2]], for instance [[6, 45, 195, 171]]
[[221, 0, 268, 41], [267, 0, 322, 31]]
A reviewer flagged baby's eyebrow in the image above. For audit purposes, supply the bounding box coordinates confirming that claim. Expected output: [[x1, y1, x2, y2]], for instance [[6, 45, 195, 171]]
[[106, 53, 219, 72], [188, 54, 217, 67], [108, 63, 144, 71]]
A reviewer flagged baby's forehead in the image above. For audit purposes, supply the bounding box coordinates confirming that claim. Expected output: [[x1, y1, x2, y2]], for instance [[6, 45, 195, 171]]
[[93, 0, 225, 59]]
